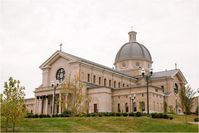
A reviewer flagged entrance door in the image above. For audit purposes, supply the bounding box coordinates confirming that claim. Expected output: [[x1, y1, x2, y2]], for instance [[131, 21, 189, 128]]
[[94, 104, 98, 113]]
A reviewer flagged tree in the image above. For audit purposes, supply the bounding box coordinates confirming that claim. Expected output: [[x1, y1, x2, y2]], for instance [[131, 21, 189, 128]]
[[59, 75, 91, 116], [179, 85, 196, 115], [1, 77, 26, 132]]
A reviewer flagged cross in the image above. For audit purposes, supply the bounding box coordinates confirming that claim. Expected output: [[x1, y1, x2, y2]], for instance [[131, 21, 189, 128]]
[[59, 43, 63, 51], [175, 63, 177, 69]]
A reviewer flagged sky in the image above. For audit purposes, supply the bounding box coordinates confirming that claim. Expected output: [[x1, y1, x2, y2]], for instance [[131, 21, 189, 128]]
[[0, 0, 198, 98]]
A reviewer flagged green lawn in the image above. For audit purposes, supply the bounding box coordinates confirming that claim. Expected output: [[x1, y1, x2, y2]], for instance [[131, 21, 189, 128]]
[[1, 115, 198, 132]]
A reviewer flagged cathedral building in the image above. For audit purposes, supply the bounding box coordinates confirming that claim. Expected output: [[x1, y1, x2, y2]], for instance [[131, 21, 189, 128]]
[[25, 30, 187, 114]]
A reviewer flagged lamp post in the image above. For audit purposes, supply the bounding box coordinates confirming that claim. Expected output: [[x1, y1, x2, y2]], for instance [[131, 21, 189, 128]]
[[141, 68, 153, 115], [51, 80, 59, 116]]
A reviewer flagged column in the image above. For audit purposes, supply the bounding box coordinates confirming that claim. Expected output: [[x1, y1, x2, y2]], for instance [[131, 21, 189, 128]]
[[34, 98, 38, 114], [39, 96, 42, 114], [44, 96, 48, 114], [41, 96, 44, 114], [59, 93, 61, 114]]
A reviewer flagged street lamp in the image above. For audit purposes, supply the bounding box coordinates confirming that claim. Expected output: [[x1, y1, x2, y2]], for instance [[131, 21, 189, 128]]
[[51, 80, 59, 116], [141, 68, 153, 115]]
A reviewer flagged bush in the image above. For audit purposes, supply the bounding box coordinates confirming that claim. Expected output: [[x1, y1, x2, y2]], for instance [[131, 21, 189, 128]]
[[62, 109, 72, 116], [116, 112, 122, 116], [109, 112, 116, 116], [90, 113, 97, 117], [86, 113, 91, 117], [151, 113, 172, 120], [135, 112, 142, 117], [128, 112, 135, 116], [194, 118, 199, 122], [123, 113, 128, 117], [35, 114, 38, 118]]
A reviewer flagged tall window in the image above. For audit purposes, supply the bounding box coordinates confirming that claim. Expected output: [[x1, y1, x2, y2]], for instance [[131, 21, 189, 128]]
[[125, 103, 128, 112], [118, 103, 121, 112], [118, 82, 120, 88], [123, 83, 125, 87], [87, 74, 90, 82], [93, 75, 96, 83], [94, 104, 98, 113], [114, 81, 116, 88], [109, 80, 111, 87], [104, 78, 106, 86], [99, 77, 101, 85]]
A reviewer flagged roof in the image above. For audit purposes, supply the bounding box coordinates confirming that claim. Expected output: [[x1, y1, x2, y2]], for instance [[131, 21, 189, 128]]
[[40, 50, 137, 80], [115, 42, 152, 64], [152, 69, 187, 84], [39, 50, 187, 84], [152, 69, 179, 78]]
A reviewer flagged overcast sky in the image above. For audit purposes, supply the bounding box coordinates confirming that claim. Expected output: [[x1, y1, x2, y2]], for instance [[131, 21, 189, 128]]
[[0, 0, 198, 98]]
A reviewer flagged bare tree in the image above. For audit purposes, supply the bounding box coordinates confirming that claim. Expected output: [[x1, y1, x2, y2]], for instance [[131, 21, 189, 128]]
[[59, 75, 91, 115]]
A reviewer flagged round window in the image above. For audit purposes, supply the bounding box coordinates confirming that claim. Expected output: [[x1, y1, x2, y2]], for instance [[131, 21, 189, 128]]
[[56, 68, 65, 82]]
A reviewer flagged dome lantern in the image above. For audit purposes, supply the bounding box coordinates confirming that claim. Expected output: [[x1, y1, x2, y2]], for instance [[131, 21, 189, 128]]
[[128, 31, 137, 42]]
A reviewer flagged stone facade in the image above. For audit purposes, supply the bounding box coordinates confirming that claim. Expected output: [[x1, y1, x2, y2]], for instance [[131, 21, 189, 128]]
[[25, 30, 188, 115]]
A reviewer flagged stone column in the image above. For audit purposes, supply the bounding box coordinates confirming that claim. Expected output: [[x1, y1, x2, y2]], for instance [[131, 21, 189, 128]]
[[44, 96, 48, 115], [41, 96, 44, 114], [34, 97, 38, 114], [39, 96, 42, 114], [59, 93, 61, 114]]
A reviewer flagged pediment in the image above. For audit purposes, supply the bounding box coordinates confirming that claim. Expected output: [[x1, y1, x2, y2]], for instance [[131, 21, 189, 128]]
[[39, 50, 78, 69], [174, 70, 188, 84]]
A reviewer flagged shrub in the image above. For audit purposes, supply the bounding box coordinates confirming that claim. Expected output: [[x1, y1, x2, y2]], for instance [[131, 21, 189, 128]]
[[151, 113, 171, 120], [90, 113, 97, 117], [194, 118, 199, 122], [128, 112, 135, 116], [163, 114, 169, 119], [135, 112, 142, 117], [86, 113, 91, 117], [98, 113, 102, 117], [39, 114, 44, 118], [108, 112, 116, 116], [35, 114, 38, 118], [159, 113, 164, 118], [123, 113, 128, 117], [62, 109, 72, 116], [116, 112, 122, 116]]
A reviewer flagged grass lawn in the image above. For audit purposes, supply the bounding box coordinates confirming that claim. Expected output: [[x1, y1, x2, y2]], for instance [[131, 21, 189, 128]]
[[1, 115, 198, 132]]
